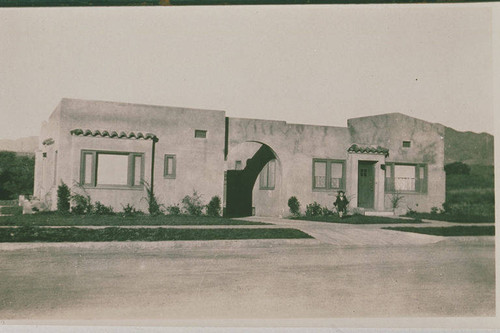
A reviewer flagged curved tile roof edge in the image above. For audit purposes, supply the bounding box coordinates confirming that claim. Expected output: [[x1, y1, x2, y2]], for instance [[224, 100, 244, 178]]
[[70, 129, 158, 141]]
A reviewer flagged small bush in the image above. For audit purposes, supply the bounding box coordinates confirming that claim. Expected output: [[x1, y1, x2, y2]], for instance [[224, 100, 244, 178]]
[[305, 202, 323, 217], [390, 192, 405, 210], [143, 181, 164, 216], [93, 201, 114, 215], [166, 204, 181, 215], [57, 182, 71, 213], [288, 196, 301, 216], [321, 206, 334, 216], [71, 193, 93, 215], [206, 196, 221, 217], [444, 162, 471, 175], [430, 206, 439, 215], [182, 190, 204, 216]]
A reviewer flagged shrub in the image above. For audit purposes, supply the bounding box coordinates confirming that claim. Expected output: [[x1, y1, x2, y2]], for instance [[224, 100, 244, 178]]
[[287, 196, 301, 216], [166, 204, 181, 215], [444, 162, 471, 175], [390, 192, 405, 210], [182, 190, 204, 216], [93, 201, 114, 215], [71, 193, 93, 215], [206, 196, 221, 217], [143, 181, 163, 216], [57, 182, 71, 213], [321, 206, 334, 216], [430, 206, 439, 215], [305, 202, 323, 217], [122, 204, 139, 217]]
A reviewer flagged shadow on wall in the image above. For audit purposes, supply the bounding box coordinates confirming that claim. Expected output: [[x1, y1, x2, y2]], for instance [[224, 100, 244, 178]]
[[225, 144, 277, 217]]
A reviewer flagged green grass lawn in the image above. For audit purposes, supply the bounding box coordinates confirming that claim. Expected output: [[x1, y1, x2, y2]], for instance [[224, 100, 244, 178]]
[[0, 200, 17, 206], [0, 213, 268, 226], [291, 215, 422, 224], [0, 226, 311, 242], [405, 212, 494, 223], [0, 206, 22, 216], [383, 225, 495, 237]]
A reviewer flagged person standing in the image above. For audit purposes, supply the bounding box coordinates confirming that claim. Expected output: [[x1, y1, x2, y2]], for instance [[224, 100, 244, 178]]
[[334, 191, 349, 218]]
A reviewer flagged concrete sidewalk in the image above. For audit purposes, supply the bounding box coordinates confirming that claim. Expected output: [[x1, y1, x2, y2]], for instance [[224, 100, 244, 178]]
[[238, 216, 493, 246]]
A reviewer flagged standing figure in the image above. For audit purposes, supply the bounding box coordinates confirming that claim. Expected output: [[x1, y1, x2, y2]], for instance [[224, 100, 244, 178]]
[[333, 191, 349, 218]]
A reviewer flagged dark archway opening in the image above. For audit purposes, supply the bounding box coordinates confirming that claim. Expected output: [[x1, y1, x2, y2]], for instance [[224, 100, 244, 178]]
[[224, 144, 277, 217]]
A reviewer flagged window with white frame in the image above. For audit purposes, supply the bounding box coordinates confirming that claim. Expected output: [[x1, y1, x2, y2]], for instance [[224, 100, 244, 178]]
[[80, 150, 144, 188], [385, 163, 427, 193], [259, 159, 276, 190], [313, 159, 345, 190]]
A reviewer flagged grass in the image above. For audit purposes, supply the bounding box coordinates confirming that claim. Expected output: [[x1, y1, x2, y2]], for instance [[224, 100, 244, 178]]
[[0, 206, 22, 216], [0, 200, 17, 206], [291, 215, 421, 224], [0, 226, 312, 242], [383, 226, 495, 237], [0, 213, 269, 226], [405, 212, 494, 223]]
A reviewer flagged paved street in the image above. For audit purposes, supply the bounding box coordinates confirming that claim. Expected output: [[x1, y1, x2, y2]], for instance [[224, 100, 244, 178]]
[[0, 218, 495, 320]]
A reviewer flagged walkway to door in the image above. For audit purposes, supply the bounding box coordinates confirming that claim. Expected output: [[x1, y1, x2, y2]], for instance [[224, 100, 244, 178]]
[[237, 216, 454, 246]]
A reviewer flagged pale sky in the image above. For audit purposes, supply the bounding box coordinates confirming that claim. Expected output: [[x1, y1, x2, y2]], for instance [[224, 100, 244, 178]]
[[0, 4, 495, 140]]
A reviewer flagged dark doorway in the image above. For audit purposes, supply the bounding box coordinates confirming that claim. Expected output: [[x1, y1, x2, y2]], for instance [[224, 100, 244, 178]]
[[358, 161, 375, 209], [224, 144, 277, 217]]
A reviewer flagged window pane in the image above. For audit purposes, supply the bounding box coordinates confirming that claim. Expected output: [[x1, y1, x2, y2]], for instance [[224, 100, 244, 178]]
[[330, 162, 342, 188], [133, 155, 142, 186], [419, 166, 425, 179], [394, 165, 416, 191], [167, 157, 173, 175], [84, 153, 93, 184], [260, 164, 268, 187], [97, 154, 128, 185], [314, 161, 326, 188], [385, 165, 391, 178]]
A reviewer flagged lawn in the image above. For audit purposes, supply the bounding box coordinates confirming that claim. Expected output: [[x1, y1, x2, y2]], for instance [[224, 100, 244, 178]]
[[0, 213, 269, 226], [0, 226, 312, 242], [291, 215, 421, 224], [0, 206, 22, 216], [405, 212, 494, 223], [383, 225, 495, 237]]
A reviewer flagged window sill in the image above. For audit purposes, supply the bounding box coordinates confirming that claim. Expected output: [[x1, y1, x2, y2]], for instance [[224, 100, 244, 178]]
[[313, 188, 345, 192], [82, 185, 144, 191], [259, 187, 275, 191]]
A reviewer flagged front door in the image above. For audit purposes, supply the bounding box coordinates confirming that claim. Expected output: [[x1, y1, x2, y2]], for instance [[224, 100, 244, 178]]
[[358, 161, 375, 209]]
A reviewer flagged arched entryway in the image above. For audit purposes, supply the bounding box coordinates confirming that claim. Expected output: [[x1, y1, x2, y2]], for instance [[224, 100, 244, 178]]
[[224, 142, 280, 217]]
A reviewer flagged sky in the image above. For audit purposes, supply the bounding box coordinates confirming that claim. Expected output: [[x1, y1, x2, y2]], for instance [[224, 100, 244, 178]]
[[0, 4, 495, 140]]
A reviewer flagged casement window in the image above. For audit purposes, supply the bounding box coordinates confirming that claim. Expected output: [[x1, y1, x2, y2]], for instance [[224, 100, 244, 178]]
[[312, 159, 345, 190], [259, 159, 276, 190], [164, 154, 176, 178], [80, 150, 144, 188], [385, 163, 427, 193]]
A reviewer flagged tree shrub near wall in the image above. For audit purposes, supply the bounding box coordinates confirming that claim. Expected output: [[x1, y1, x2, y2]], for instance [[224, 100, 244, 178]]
[[0, 151, 34, 200], [206, 196, 221, 217], [305, 202, 323, 217], [182, 190, 204, 216], [288, 196, 300, 216], [57, 182, 70, 213]]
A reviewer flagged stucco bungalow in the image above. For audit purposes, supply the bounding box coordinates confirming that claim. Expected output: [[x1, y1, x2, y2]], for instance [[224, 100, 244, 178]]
[[34, 98, 446, 217]]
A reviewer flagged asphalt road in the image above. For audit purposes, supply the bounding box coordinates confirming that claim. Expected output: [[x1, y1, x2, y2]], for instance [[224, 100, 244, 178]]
[[0, 236, 494, 320]]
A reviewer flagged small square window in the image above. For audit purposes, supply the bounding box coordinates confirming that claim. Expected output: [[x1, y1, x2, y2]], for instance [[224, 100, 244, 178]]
[[403, 141, 411, 148], [164, 155, 176, 178], [195, 130, 207, 138]]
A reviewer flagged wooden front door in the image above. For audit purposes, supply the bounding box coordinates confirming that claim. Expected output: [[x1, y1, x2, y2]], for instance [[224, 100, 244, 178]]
[[358, 161, 375, 209]]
